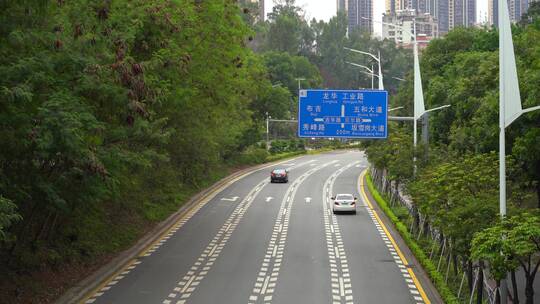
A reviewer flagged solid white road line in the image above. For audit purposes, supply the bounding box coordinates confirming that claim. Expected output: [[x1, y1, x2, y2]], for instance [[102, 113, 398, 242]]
[[82, 158, 316, 304], [160, 160, 316, 304]]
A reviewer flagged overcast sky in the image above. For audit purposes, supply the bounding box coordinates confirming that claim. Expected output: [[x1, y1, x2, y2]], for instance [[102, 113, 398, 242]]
[[265, 0, 489, 37]]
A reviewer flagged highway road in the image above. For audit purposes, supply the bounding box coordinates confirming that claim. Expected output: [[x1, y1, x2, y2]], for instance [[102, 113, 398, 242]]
[[82, 151, 439, 304]]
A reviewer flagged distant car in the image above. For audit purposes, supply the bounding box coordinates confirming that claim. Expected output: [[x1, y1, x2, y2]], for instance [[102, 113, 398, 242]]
[[270, 169, 289, 183], [332, 194, 357, 214]]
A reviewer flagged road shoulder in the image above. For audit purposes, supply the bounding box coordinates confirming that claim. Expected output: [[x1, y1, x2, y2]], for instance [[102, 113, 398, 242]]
[[359, 170, 444, 304], [55, 156, 304, 304]]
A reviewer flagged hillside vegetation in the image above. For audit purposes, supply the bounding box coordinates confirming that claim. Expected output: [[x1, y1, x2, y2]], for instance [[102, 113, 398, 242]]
[[0, 0, 412, 302]]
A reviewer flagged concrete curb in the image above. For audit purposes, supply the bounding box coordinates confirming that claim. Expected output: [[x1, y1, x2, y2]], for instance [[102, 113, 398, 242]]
[[55, 156, 301, 304]]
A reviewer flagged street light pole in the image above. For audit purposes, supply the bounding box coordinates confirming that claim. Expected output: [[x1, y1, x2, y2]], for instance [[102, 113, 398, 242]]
[[412, 18, 420, 175], [497, 0, 540, 301], [266, 112, 270, 151], [346, 61, 378, 89], [378, 50, 383, 90], [295, 78, 305, 93], [361, 16, 425, 174], [371, 64, 374, 89], [344, 47, 384, 90]]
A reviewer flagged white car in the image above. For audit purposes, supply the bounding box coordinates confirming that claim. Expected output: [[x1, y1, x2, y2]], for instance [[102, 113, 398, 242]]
[[332, 194, 357, 214]]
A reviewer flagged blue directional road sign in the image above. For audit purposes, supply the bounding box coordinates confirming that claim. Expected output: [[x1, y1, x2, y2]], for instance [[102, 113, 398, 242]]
[[298, 89, 388, 139]]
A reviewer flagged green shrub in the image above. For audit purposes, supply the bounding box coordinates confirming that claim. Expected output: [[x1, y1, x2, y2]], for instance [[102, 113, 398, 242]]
[[366, 173, 460, 304]]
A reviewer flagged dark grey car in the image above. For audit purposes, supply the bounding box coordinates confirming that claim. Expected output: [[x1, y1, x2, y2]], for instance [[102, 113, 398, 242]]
[[270, 169, 289, 183]]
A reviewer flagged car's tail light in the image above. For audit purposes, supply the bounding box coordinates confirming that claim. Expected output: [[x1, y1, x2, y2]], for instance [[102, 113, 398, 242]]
[[271, 173, 275, 177]]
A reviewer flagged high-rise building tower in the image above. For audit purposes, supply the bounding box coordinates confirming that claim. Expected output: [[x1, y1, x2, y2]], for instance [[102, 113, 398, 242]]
[[386, 0, 396, 13], [490, 0, 532, 25], [259, 0, 265, 21], [421, 0, 475, 35], [450, 0, 476, 29], [348, 0, 373, 34], [337, 0, 348, 13], [386, 0, 476, 36]]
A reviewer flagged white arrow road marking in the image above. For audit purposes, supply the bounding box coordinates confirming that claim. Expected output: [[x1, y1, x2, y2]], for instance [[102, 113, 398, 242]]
[[305, 197, 312, 203], [87, 158, 317, 304], [322, 161, 360, 304], [355, 164, 361, 168], [161, 160, 316, 304], [221, 196, 239, 202], [248, 160, 337, 304], [265, 197, 274, 202]]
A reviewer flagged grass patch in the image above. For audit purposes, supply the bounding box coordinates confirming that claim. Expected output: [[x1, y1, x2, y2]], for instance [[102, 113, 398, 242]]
[[366, 173, 460, 304]]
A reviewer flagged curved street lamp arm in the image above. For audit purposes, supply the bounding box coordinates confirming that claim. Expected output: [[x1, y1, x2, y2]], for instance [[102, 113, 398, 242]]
[[346, 61, 374, 73], [360, 16, 416, 40], [344, 47, 380, 62]]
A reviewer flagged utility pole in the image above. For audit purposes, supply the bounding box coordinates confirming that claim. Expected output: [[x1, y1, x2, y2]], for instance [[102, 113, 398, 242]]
[[295, 78, 305, 93], [344, 47, 384, 90], [371, 64, 374, 89], [266, 112, 270, 151], [497, 0, 540, 301], [345, 61, 378, 90], [359, 16, 449, 175], [412, 18, 420, 175]]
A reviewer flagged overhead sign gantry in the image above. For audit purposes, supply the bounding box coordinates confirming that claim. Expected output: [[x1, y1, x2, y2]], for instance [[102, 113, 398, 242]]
[[298, 89, 388, 139]]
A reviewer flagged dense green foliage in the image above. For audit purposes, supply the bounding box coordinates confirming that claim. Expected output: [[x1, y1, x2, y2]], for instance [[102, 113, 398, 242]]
[[365, 11, 540, 303], [0, 0, 403, 301], [249, 0, 412, 94], [472, 214, 540, 303], [1, 0, 257, 251], [0, 0, 312, 302]]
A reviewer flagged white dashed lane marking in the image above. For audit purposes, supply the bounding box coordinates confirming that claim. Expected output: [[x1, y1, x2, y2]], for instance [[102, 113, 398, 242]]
[[83, 158, 315, 304], [248, 160, 337, 304], [322, 161, 359, 304], [160, 160, 316, 304], [161, 180, 267, 304]]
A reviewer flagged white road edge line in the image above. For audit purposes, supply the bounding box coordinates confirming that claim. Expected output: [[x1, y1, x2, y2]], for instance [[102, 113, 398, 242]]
[[159, 160, 316, 304]]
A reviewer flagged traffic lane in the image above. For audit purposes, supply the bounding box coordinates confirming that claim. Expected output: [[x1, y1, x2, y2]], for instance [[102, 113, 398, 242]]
[[184, 153, 345, 304], [154, 155, 339, 304], [91, 156, 314, 304], [332, 164, 416, 304], [271, 152, 362, 304], [185, 165, 309, 304]]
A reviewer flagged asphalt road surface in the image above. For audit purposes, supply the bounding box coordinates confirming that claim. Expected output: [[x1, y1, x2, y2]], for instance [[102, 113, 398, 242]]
[[84, 151, 438, 304]]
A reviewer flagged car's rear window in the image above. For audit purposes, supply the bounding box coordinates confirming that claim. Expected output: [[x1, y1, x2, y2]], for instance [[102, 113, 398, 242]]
[[273, 169, 286, 174], [336, 194, 354, 200]]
